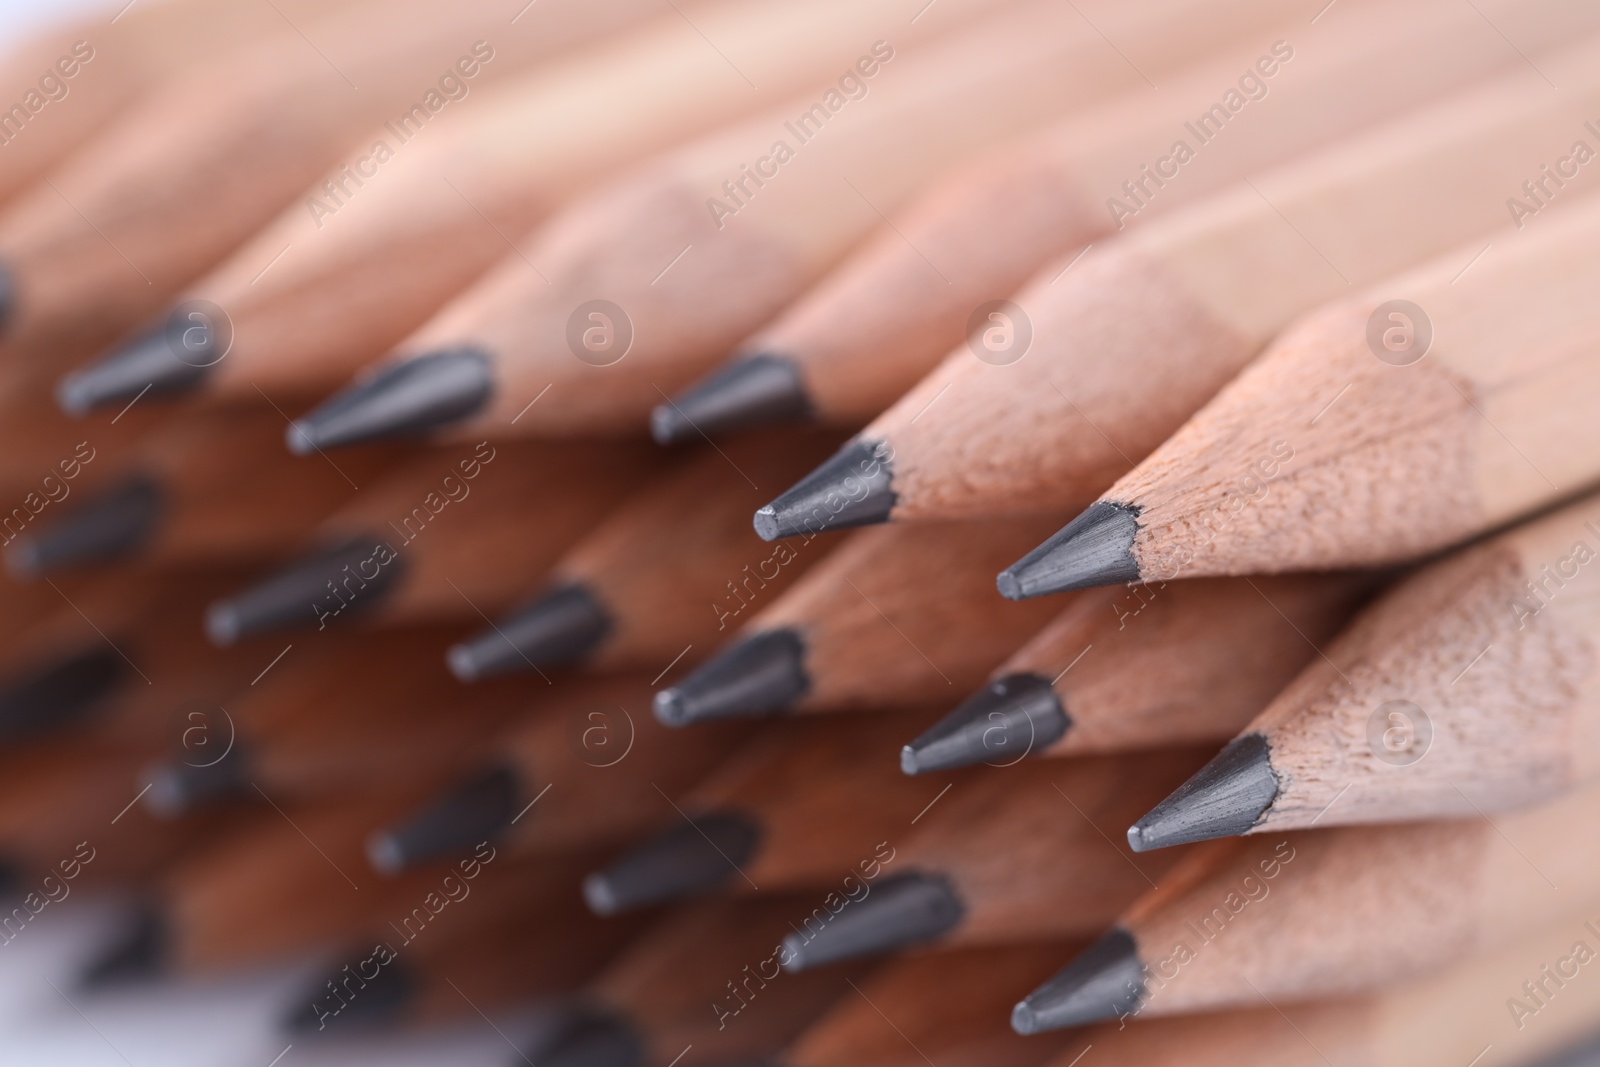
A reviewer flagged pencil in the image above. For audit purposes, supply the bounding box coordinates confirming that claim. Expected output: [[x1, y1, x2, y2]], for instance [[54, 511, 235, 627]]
[[653, 516, 1066, 726], [364, 674, 756, 875], [582, 709, 950, 914], [1056, 897, 1600, 1067], [0, 0, 319, 213], [55, 0, 1009, 415], [522, 894, 867, 1067], [281, 0, 1303, 451], [447, 429, 843, 681], [141, 625, 532, 815], [787, 941, 1088, 1067], [1012, 778, 1600, 1032], [652, 0, 1591, 442], [0, 0, 660, 374], [902, 572, 1378, 775], [1007, 183, 1600, 596], [774, 749, 1208, 972], [1128, 493, 1600, 851], [203, 440, 658, 645], [4, 409, 399, 574], [81, 779, 487, 984], [752, 32, 1600, 544], [0, 569, 261, 747], [281, 848, 649, 1034]]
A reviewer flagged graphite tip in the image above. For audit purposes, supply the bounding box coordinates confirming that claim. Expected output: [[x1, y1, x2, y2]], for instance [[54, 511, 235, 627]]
[[1127, 733, 1278, 852], [1011, 928, 1145, 1034], [57, 325, 215, 415], [142, 747, 250, 819], [901, 673, 1067, 775], [0, 263, 12, 336], [5, 476, 164, 577], [79, 906, 168, 990], [997, 501, 1143, 600], [523, 1006, 645, 1067], [582, 811, 762, 915], [447, 582, 613, 682], [283, 954, 416, 1034], [285, 347, 494, 454], [781, 872, 964, 972], [204, 535, 403, 646], [653, 629, 808, 726], [751, 438, 895, 542], [649, 353, 813, 445], [0, 646, 125, 741], [365, 765, 520, 876]]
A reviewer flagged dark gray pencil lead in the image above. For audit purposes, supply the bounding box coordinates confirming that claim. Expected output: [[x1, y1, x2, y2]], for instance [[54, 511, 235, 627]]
[[901, 673, 1067, 775], [650, 353, 813, 445], [143, 748, 250, 819], [780, 872, 963, 972], [1127, 733, 1279, 852], [652, 629, 809, 726], [997, 501, 1143, 600], [530, 1007, 645, 1067], [5, 476, 164, 576], [366, 765, 520, 876], [582, 811, 761, 915], [285, 347, 494, 454], [751, 438, 895, 542], [0, 646, 124, 741], [447, 582, 612, 682], [79, 906, 168, 990], [204, 535, 404, 646], [282, 955, 416, 1034], [57, 325, 214, 415], [1011, 928, 1145, 1034]]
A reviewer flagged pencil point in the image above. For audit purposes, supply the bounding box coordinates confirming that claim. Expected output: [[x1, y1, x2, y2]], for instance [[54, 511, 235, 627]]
[[650, 353, 812, 444], [366, 765, 519, 876], [286, 347, 494, 454], [752, 438, 895, 541], [653, 629, 808, 726], [57, 326, 212, 415], [79, 907, 167, 990], [781, 872, 963, 972], [997, 501, 1143, 600], [1012, 928, 1145, 1033], [582, 811, 761, 914], [0, 646, 124, 741], [1128, 733, 1278, 852], [901, 673, 1067, 775], [143, 748, 249, 818], [0, 264, 13, 336], [526, 1007, 645, 1067], [204, 535, 404, 646], [4, 476, 164, 576], [447, 583, 613, 682], [283, 955, 416, 1034]]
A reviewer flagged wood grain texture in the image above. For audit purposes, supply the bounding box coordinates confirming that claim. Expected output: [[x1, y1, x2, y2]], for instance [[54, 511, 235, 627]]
[[559, 430, 844, 667], [0, 0, 660, 375], [1011, 572, 1377, 755], [864, 30, 1600, 522], [788, 940, 1086, 1067], [752, 0, 1581, 424], [417, 0, 1289, 437], [748, 516, 1067, 711], [1116, 779, 1600, 1016]]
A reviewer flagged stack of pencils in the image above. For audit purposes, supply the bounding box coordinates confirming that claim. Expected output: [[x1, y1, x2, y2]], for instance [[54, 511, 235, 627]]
[[3, 0, 1600, 1062]]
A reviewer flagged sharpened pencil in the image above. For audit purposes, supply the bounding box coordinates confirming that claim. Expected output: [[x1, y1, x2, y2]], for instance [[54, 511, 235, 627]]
[[754, 33, 1600, 544]]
